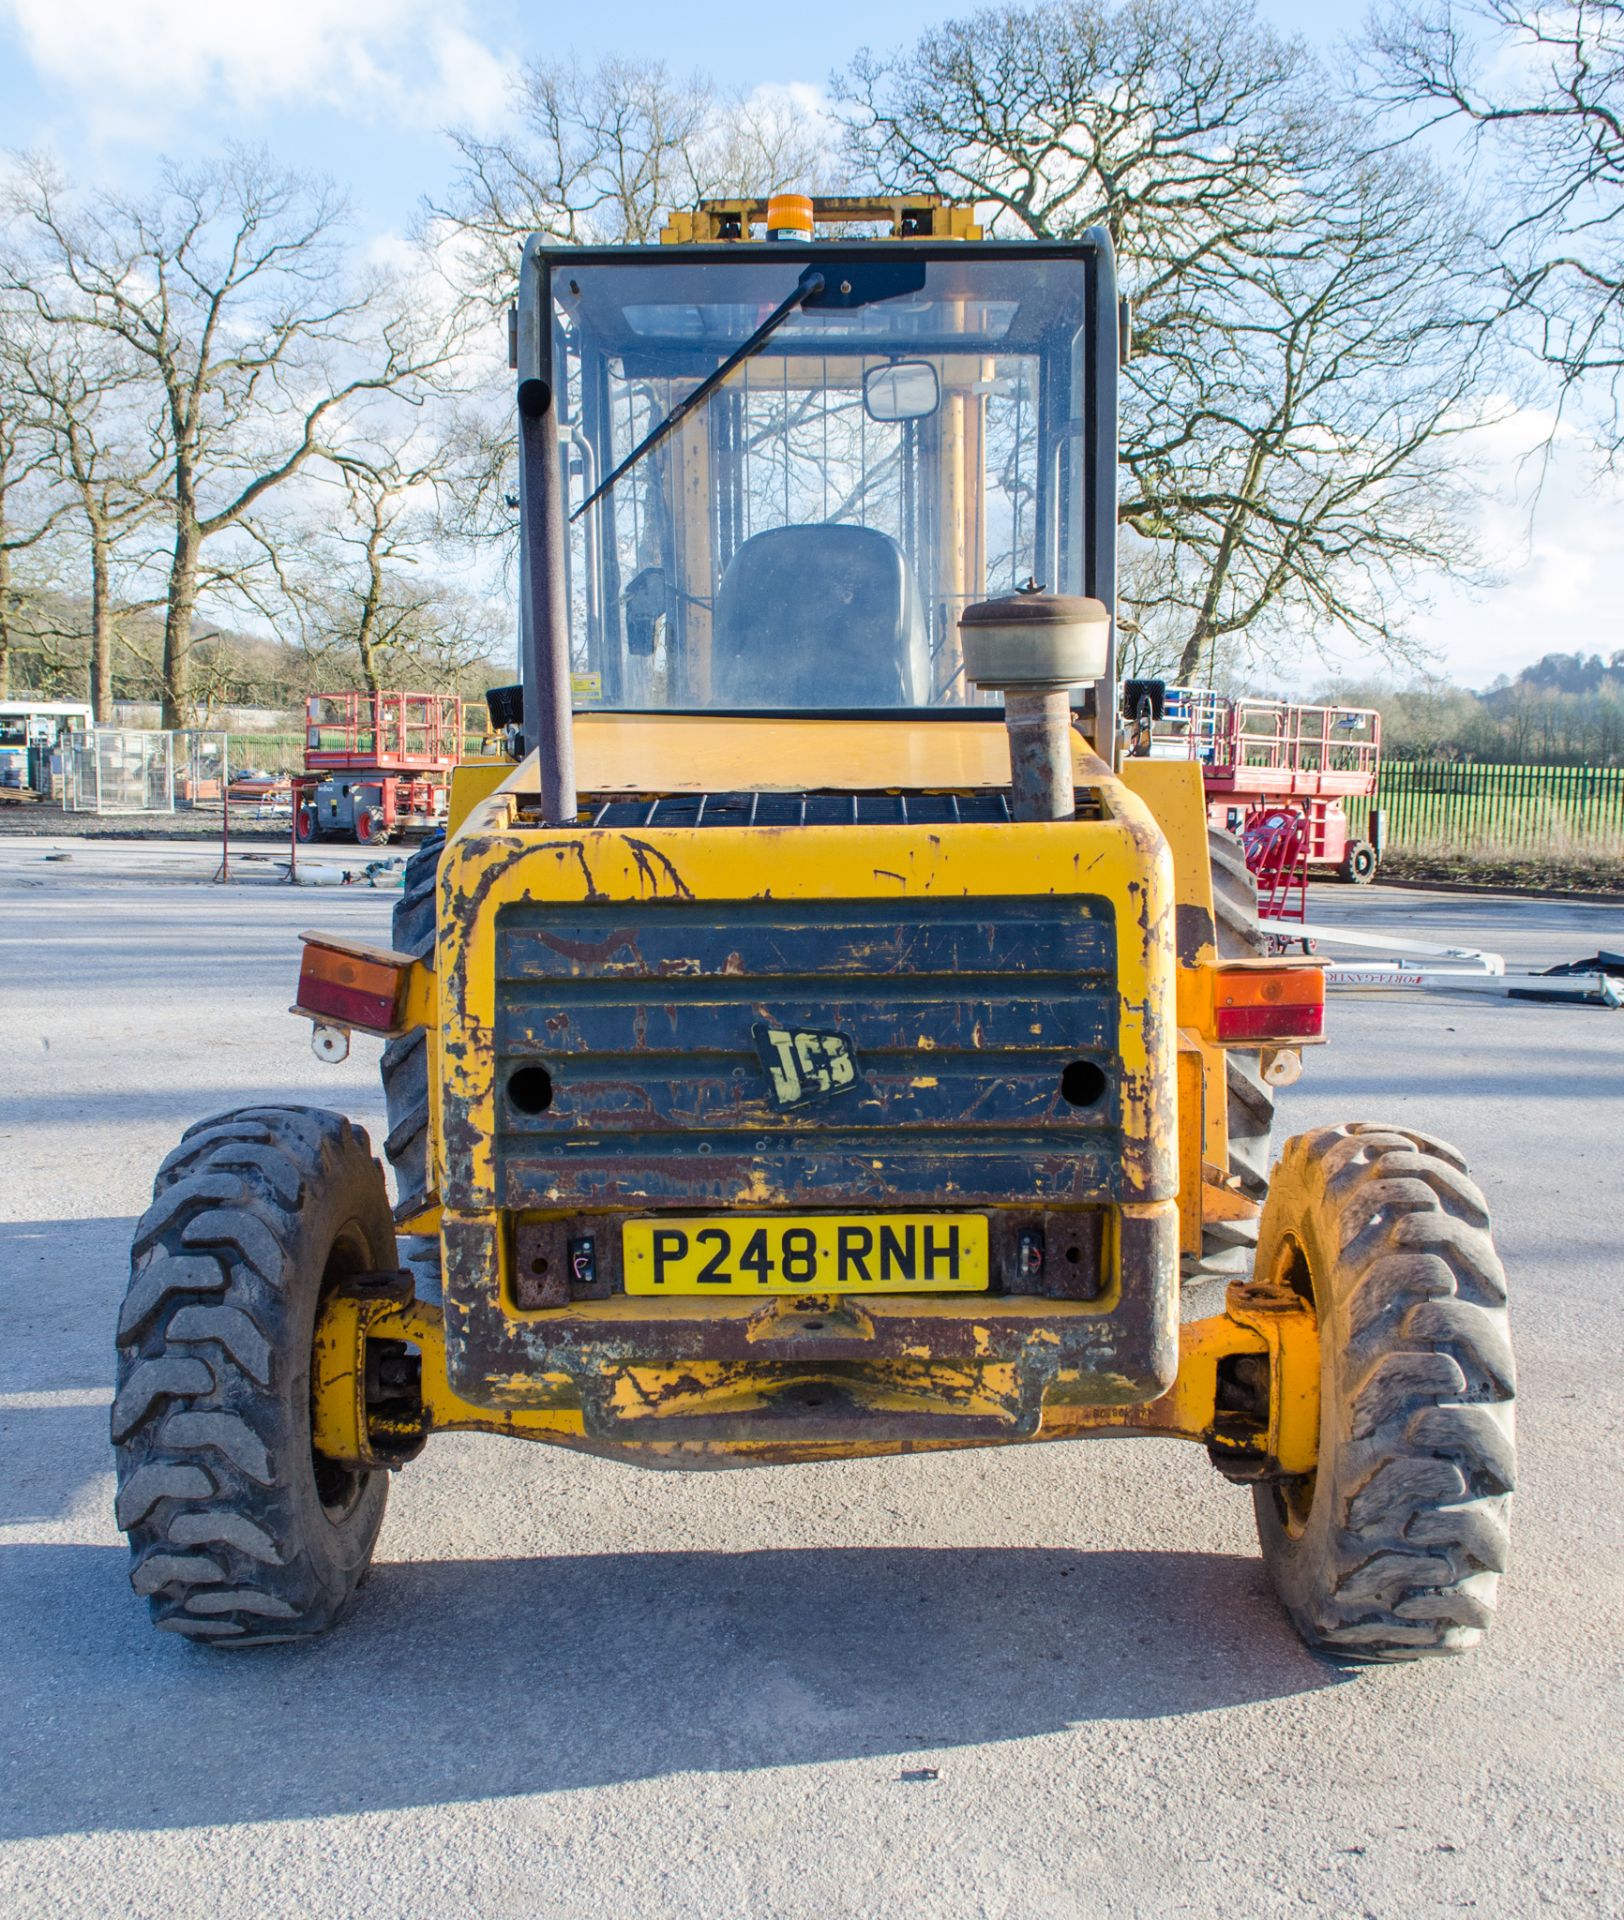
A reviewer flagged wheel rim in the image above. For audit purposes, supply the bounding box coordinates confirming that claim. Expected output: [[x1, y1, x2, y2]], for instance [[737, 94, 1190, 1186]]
[[1267, 1232, 1320, 1538], [308, 1223, 375, 1521]]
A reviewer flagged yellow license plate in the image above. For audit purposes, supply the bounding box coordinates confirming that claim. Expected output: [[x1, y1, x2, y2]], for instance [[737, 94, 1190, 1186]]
[[623, 1215, 988, 1295]]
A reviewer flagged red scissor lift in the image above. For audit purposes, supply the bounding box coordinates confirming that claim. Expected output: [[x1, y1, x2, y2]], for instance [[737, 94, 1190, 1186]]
[[296, 691, 464, 846], [1145, 689, 1382, 922]]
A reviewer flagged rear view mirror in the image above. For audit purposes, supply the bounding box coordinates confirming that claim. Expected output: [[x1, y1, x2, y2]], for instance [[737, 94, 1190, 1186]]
[[864, 361, 940, 423]]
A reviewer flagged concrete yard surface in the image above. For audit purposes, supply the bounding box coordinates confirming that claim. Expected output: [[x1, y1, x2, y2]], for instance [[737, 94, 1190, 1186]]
[[1, 849, 1621, 1918]]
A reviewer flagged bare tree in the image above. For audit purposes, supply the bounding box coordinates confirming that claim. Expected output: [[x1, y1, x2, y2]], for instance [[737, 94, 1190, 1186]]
[[299, 458, 447, 692], [425, 59, 841, 603], [1126, 149, 1496, 681], [10, 315, 163, 717], [0, 308, 63, 698], [3, 149, 460, 727], [275, 434, 501, 694], [1367, 0, 1624, 455], [842, 0, 1500, 680], [437, 57, 836, 307]]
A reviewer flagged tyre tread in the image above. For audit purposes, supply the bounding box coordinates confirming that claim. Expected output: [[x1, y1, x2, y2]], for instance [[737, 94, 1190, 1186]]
[[1256, 1124, 1515, 1660], [113, 1107, 390, 1644]]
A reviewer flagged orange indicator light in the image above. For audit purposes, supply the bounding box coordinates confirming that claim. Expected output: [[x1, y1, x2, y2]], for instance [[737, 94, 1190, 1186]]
[[295, 937, 408, 1035], [1213, 965, 1326, 1044]]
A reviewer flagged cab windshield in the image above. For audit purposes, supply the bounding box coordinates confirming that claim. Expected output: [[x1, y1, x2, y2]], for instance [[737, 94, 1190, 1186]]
[[553, 250, 1091, 711]]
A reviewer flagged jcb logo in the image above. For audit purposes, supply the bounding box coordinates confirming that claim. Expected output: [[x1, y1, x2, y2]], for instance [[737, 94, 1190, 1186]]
[[752, 1023, 861, 1110]]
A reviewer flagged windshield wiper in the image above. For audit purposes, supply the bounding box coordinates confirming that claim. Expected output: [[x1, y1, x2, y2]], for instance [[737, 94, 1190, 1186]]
[[572, 267, 826, 522]]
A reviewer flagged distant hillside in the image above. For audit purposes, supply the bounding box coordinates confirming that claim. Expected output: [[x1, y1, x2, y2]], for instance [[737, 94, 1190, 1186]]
[[1490, 651, 1624, 700], [1316, 653, 1624, 764]]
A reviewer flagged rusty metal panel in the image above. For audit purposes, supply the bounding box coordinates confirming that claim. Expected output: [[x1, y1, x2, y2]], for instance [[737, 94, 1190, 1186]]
[[504, 1065, 1109, 1131], [512, 1217, 574, 1308], [440, 1200, 1179, 1427], [492, 895, 1118, 1211], [498, 990, 1111, 1056], [436, 810, 1176, 1229], [501, 1142, 1120, 1212], [494, 898, 1111, 981]]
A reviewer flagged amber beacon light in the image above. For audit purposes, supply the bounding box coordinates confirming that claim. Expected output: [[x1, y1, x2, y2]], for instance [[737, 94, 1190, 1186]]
[[766, 193, 815, 241]]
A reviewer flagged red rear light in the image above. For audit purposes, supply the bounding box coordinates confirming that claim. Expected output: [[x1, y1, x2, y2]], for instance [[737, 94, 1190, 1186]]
[[294, 936, 410, 1034], [1213, 965, 1325, 1044]]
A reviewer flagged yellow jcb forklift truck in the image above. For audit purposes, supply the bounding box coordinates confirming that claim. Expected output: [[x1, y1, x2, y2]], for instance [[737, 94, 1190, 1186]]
[[113, 194, 1514, 1655]]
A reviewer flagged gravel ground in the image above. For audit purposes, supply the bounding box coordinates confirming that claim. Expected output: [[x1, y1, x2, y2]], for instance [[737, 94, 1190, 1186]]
[[0, 801, 439, 846], [1, 849, 1620, 1919], [0, 800, 293, 842]]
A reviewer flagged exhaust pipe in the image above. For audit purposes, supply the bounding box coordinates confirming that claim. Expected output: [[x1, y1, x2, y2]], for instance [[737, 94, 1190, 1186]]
[[959, 588, 1111, 821], [514, 236, 579, 827]]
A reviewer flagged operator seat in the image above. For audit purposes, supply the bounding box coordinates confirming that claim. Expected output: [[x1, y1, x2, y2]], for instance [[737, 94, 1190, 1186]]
[[711, 524, 930, 707]]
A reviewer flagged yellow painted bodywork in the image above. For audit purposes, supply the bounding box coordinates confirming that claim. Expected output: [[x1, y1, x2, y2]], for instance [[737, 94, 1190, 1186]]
[[311, 1278, 1318, 1475], [309, 711, 1329, 1475], [439, 738, 1172, 1218]]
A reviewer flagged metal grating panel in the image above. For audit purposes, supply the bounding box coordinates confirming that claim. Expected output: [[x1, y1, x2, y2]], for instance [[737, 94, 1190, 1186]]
[[584, 789, 1105, 829], [493, 895, 1119, 1211]]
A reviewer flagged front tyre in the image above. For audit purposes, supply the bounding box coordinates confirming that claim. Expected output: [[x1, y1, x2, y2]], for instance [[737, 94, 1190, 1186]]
[[1253, 1124, 1515, 1661], [112, 1107, 396, 1645]]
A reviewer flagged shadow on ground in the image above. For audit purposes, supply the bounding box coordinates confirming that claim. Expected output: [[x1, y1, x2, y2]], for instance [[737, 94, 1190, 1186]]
[[0, 1540, 1347, 1840]]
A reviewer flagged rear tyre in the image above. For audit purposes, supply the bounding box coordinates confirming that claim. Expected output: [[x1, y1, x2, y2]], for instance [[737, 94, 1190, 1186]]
[[382, 828, 444, 1282], [1184, 828, 1275, 1292], [1340, 839, 1378, 885], [355, 806, 388, 846], [1252, 1124, 1515, 1661], [113, 1107, 395, 1645], [295, 805, 318, 844]]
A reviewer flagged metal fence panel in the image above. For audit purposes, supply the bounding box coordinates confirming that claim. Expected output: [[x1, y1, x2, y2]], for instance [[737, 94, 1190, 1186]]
[[63, 730, 175, 814], [177, 730, 228, 807], [1358, 761, 1624, 854]]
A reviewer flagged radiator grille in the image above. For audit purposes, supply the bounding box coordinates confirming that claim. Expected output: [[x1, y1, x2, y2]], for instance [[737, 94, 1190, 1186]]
[[493, 895, 1119, 1211], [580, 789, 1105, 829]]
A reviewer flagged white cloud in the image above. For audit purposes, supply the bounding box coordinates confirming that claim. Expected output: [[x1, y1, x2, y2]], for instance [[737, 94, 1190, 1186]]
[[1261, 397, 1624, 695], [0, 0, 511, 137], [1412, 406, 1624, 687], [746, 79, 833, 121], [422, 24, 509, 132]]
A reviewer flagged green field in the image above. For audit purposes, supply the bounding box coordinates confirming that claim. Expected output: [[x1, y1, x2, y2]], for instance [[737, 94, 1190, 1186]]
[[1360, 760, 1624, 866]]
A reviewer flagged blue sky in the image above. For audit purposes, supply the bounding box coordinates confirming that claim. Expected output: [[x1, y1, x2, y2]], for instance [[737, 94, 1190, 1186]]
[[0, 0, 1372, 235], [1, 0, 1614, 688]]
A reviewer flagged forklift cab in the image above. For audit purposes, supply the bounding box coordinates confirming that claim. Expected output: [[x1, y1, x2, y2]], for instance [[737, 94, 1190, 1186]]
[[545, 240, 1110, 717]]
